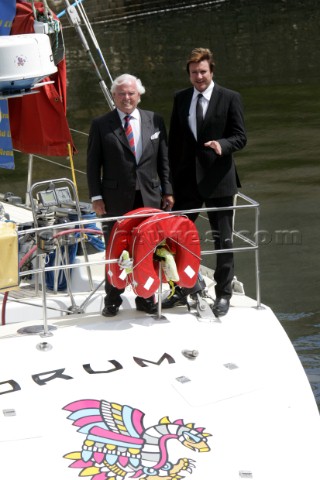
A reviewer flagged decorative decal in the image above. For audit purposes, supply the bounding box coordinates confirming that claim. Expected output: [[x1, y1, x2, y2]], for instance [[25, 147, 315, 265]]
[[63, 398, 211, 479], [15, 55, 27, 67]]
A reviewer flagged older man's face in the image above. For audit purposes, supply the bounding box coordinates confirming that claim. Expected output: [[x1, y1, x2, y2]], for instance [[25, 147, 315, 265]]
[[113, 81, 140, 114]]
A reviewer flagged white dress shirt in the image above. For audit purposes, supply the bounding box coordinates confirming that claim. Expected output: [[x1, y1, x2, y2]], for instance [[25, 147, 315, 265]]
[[188, 81, 214, 140]]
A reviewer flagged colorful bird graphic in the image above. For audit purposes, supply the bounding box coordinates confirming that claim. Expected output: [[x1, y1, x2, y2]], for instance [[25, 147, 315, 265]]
[[63, 398, 211, 479]]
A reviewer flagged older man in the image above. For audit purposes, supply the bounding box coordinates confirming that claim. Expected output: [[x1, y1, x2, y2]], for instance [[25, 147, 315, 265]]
[[87, 73, 174, 317]]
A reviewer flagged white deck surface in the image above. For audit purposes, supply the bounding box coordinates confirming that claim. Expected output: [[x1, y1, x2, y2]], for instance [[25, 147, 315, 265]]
[[0, 288, 319, 480]]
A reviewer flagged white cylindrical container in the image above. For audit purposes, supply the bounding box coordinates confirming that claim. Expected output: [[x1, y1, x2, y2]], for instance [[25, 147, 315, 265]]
[[0, 33, 58, 94]]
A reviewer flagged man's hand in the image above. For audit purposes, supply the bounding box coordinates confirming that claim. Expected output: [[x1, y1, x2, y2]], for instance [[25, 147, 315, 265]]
[[204, 140, 222, 155], [92, 199, 107, 216], [162, 195, 175, 211]]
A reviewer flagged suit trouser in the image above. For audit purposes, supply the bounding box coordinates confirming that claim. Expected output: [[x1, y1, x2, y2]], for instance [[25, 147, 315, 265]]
[[103, 221, 125, 307], [102, 191, 150, 307], [174, 195, 234, 299]]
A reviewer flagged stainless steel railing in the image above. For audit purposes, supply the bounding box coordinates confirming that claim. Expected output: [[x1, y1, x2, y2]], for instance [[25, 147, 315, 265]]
[[16, 191, 261, 307]]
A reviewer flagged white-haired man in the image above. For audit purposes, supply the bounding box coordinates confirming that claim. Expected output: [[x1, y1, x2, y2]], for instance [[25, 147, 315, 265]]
[[87, 74, 174, 317]]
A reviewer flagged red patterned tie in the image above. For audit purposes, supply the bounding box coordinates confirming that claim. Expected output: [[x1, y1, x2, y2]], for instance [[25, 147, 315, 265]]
[[124, 115, 136, 156]]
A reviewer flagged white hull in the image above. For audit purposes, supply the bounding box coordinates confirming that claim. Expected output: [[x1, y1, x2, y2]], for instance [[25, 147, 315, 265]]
[[1, 282, 319, 480], [1, 195, 320, 479]]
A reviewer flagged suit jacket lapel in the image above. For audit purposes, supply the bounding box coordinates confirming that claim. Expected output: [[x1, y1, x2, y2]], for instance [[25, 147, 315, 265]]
[[203, 83, 220, 126], [139, 109, 153, 160], [183, 89, 194, 133]]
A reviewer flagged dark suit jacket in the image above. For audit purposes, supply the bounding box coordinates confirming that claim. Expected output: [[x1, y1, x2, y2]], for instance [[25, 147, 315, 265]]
[[87, 108, 173, 216], [168, 83, 247, 199]]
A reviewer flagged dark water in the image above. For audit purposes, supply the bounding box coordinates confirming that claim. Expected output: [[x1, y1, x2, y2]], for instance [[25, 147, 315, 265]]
[[2, 0, 320, 406]]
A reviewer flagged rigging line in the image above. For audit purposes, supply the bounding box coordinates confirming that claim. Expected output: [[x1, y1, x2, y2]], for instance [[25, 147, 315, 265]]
[[57, 0, 84, 19], [62, 0, 114, 109], [13, 150, 86, 175], [86, 0, 221, 19], [67, 0, 226, 27], [69, 127, 89, 136], [76, 1, 113, 85]]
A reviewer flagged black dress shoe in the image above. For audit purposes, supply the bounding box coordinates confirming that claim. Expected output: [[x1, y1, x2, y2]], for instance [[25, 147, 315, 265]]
[[162, 287, 188, 309], [211, 297, 230, 317], [102, 304, 119, 317], [102, 290, 122, 317], [135, 296, 158, 314]]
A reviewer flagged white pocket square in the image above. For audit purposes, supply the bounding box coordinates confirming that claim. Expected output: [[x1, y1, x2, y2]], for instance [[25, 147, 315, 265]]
[[151, 131, 160, 140]]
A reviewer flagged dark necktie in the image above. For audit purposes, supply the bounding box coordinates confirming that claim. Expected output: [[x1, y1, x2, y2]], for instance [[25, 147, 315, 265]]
[[196, 93, 203, 139], [124, 115, 136, 156]]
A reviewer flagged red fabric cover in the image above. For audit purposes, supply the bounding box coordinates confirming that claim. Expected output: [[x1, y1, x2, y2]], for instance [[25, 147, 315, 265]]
[[8, 1, 76, 156]]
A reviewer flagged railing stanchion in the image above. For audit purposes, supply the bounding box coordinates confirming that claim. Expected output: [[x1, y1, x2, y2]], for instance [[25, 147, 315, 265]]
[[39, 253, 53, 337], [155, 261, 166, 320], [255, 205, 261, 308]]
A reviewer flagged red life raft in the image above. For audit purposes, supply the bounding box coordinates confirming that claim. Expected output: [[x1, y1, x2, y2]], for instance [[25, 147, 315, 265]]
[[105, 207, 162, 291], [105, 207, 201, 298]]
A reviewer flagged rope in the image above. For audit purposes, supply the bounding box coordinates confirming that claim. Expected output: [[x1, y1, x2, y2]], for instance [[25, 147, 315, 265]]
[[164, 236, 202, 260], [67, 143, 78, 197]]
